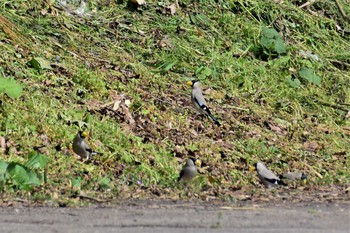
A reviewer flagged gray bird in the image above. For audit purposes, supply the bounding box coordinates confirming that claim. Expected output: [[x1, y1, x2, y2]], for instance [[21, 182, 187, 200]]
[[250, 162, 286, 188], [187, 80, 220, 126], [72, 131, 99, 160], [279, 171, 307, 185], [178, 158, 201, 182]]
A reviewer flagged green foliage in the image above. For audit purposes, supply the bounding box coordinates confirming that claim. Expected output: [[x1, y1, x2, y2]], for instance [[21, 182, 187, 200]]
[[0, 153, 49, 190], [195, 66, 213, 80], [286, 76, 301, 88], [260, 27, 287, 55], [25, 152, 49, 169], [71, 177, 82, 189], [27, 57, 52, 71], [0, 0, 348, 203], [298, 67, 322, 86], [0, 77, 23, 99]]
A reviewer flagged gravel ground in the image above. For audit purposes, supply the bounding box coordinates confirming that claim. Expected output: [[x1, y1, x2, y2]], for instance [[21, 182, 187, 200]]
[[0, 201, 349, 233]]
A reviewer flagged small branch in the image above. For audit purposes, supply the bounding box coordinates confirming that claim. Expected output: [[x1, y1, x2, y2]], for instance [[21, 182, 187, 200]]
[[335, 0, 349, 20], [299, 0, 317, 9], [312, 98, 349, 112], [303, 162, 323, 179], [327, 59, 350, 68], [1, 70, 6, 78], [78, 194, 107, 203], [337, 102, 350, 106]]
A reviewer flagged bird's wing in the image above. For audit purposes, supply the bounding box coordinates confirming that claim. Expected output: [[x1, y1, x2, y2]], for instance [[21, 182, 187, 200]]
[[82, 142, 99, 155], [193, 96, 212, 115], [193, 97, 220, 125], [264, 177, 287, 186], [178, 169, 185, 181]]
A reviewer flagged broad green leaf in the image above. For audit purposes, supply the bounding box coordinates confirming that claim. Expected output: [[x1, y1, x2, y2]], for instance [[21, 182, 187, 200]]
[[0, 78, 7, 92], [7, 163, 30, 185], [71, 177, 82, 188], [99, 176, 111, 190], [202, 67, 212, 76], [260, 27, 286, 54], [298, 67, 321, 86], [0, 77, 23, 99], [162, 61, 176, 72], [25, 152, 49, 169], [26, 170, 42, 186], [274, 38, 286, 54], [28, 57, 52, 70], [195, 66, 204, 75], [286, 76, 300, 88], [0, 161, 9, 181]]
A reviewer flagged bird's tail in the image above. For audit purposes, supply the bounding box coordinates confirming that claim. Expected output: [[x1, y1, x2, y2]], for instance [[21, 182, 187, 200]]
[[208, 113, 220, 126], [87, 149, 102, 156]]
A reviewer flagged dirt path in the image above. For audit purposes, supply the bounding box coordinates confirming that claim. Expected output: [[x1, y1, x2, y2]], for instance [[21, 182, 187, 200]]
[[0, 201, 349, 233]]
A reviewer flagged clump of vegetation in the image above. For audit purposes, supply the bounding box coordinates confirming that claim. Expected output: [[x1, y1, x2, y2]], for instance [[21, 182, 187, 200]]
[[0, 0, 349, 205]]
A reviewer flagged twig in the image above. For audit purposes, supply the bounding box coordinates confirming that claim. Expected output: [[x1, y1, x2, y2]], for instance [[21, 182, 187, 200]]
[[1, 70, 6, 78], [78, 194, 107, 203], [337, 102, 350, 106], [303, 162, 323, 179], [335, 0, 349, 20], [311, 98, 349, 112], [327, 59, 350, 68], [299, 0, 317, 9], [223, 105, 250, 112]]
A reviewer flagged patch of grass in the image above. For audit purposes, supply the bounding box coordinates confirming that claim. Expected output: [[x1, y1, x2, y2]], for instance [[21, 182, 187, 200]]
[[0, 0, 349, 204]]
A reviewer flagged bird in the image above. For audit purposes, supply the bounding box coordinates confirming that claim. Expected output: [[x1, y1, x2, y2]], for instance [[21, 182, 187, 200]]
[[178, 158, 201, 182], [72, 131, 99, 160], [186, 80, 220, 126], [279, 171, 307, 185], [250, 161, 287, 188]]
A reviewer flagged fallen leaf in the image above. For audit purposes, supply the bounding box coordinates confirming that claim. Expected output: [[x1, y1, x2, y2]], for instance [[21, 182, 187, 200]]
[[121, 104, 135, 125], [345, 111, 350, 119], [167, 4, 177, 15], [112, 100, 121, 111], [0, 136, 5, 149], [303, 141, 318, 152]]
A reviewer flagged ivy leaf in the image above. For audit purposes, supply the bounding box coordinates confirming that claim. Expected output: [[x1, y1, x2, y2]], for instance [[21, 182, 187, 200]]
[[28, 57, 52, 70], [0, 161, 9, 181], [25, 152, 49, 170], [7, 163, 30, 185], [260, 27, 286, 55], [71, 177, 82, 188], [99, 176, 111, 190], [298, 67, 321, 86], [26, 169, 42, 186], [286, 76, 300, 88], [0, 77, 23, 99], [202, 67, 212, 76]]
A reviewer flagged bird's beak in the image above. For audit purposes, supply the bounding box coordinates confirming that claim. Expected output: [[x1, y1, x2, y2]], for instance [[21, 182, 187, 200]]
[[195, 159, 201, 167], [81, 131, 89, 138], [249, 166, 256, 171], [186, 81, 193, 86]]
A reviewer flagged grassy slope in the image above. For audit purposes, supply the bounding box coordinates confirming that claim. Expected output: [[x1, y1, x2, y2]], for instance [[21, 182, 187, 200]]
[[0, 0, 349, 205]]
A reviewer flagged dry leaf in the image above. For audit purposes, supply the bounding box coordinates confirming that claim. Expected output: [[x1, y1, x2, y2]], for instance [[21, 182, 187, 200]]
[[303, 141, 318, 152], [121, 104, 135, 125], [124, 99, 131, 107], [167, 4, 177, 15], [0, 136, 5, 149], [112, 100, 121, 111]]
